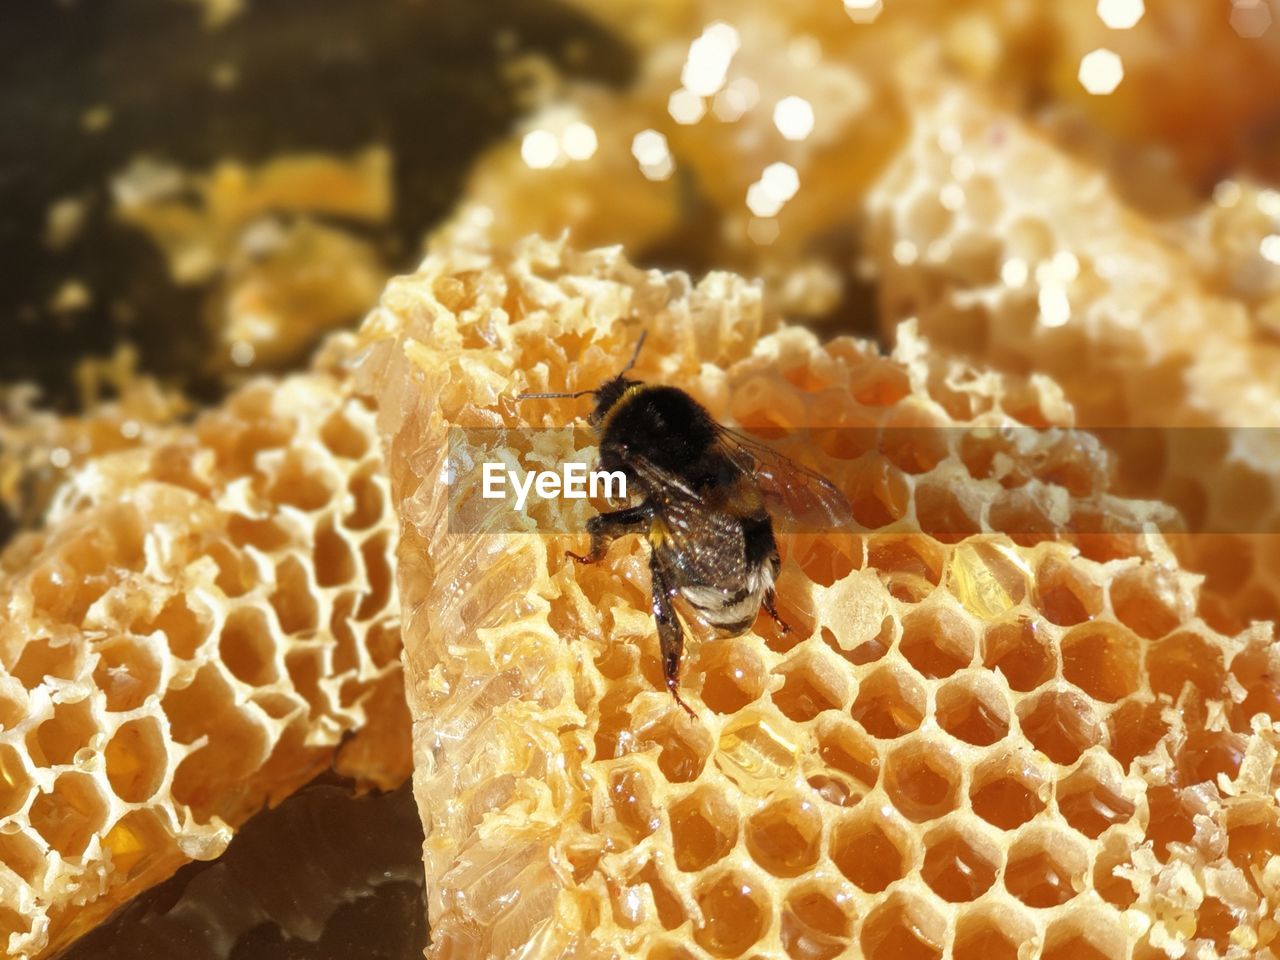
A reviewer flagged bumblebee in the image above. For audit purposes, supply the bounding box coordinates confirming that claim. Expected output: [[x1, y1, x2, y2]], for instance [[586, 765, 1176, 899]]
[[520, 333, 853, 717]]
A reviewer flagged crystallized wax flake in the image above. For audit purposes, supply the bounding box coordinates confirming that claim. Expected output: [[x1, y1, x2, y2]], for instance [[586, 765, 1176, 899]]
[[355, 225, 1280, 960]]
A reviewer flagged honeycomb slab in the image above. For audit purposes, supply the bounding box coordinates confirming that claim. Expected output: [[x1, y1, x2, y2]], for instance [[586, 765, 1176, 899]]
[[0, 363, 407, 959], [356, 227, 1280, 959]]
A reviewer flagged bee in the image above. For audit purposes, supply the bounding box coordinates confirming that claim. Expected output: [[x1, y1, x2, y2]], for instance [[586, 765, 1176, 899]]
[[519, 332, 854, 717]]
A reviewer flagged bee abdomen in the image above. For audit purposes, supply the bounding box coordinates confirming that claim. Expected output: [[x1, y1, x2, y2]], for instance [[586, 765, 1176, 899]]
[[680, 582, 765, 636]]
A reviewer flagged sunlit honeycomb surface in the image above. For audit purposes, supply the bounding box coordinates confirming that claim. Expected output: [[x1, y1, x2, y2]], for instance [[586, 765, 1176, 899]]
[[865, 82, 1280, 637], [358, 226, 1280, 960], [0, 365, 407, 960]]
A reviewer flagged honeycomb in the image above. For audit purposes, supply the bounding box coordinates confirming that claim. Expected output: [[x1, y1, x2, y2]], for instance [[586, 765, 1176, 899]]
[[0, 360, 407, 959], [355, 226, 1280, 959], [864, 81, 1280, 634]]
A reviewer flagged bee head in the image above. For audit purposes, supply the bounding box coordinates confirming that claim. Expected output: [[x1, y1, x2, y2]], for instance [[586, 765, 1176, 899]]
[[587, 375, 637, 426]]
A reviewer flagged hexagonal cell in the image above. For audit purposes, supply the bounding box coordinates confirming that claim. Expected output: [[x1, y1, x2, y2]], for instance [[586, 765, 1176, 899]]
[[1041, 914, 1126, 960], [847, 454, 911, 529], [982, 617, 1056, 692], [0, 744, 34, 818], [780, 886, 854, 960], [1033, 553, 1103, 626], [0, 681, 26, 731], [970, 754, 1048, 830], [1226, 809, 1280, 876], [1146, 632, 1226, 700], [715, 713, 801, 794], [1061, 623, 1142, 703], [1146, 784, 1197, 862], [1177, 729, 1246, 786], [1056, 765, 1135, 839], [946, 540, 1028, 620], [745, 794, 822, 877], [921, 826, 1000, 902], [356, 531, 395, 620], [632, 860, 686, 931], [771, 653, 848, 722], [831, 808, 912, 893], [884, 740, 962, 822], [141, 594, 211, 659], [320, 408, 371, 459], [103, 808, 176, 879], [608, 766, 660, 844], [205, 538, 258, 598], [697, 639, 765, 714], [757, 571, 817, 653], [850, 666, 925, 739], [648, 715, 712, 784], [1093, 842, 1138, 909], [1106, 697, 1168, 772], [859, 891, 945, 960], [0, 830, 45, 887], [952, 906, 1033, 960], [267, 453, 334, 511], [11, 635, 81, 691], [29, 771, 108, 859], [0, 903, 28, 950], [913, 474, 982, 542], [1018, 689, 1103, 765], [816, 719, 880, 789], [693, 870, 770, 958], [30, 697, 97, 767], [314, 521, 357, 588], [218, 607, 281, 688], [345, 461, 388, 531], [670, 787, 738, 872], [880, 411, 949, 477], [1004, 831, 1087, 908], [899, 605, 976, 678], [1230, 642, 1280, 724], [821, 617, 894, 667], [270, 556, 320, 634], [788, 532, 860, 589], [866, 535, 944, 604], [936, 675, 1009, 746], [93, 637, 162, 712], [1109, 564, 1186, 639], [104, 717, 167, 804]]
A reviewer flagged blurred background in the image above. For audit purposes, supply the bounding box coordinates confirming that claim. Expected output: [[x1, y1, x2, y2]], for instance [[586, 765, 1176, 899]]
[[4, 0, 1280, 957]]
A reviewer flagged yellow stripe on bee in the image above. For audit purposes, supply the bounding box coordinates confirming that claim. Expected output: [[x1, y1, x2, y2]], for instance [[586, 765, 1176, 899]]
[[648, 523, 666, 548]]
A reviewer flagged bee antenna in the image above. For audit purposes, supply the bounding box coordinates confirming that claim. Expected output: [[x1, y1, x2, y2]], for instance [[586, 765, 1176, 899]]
[[515, 388, 596, 402], [618, 330, 648, 377]]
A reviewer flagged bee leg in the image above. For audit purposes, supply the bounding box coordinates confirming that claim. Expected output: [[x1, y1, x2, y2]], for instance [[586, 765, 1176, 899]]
[[761, 588, 790, 635], [650, 557, 697, 719], [565, 503, 652, 564]]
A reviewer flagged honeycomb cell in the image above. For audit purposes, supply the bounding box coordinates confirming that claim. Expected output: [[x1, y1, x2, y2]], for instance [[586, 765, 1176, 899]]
[[1146, 632, 1226, 700], [899, 606, 975, 678], [913, 475, 982, 541], [1195, 897, 1238, 954], [1018, 689, 1103, 765], [920, 827, 999, 902], [1033, 553, 1102, 625], [693, 871, 770, 958], [270, 556, 320, 634], [0, 744, 33, 818], [11, 637, 81, 691], [92, 638, 162, 711], [345, 462, 388, 531], [698, 640, 765, 714], [847, 455, 911, 529], [936, 675, 1009, 746], [1005, 832, 1086, 908], [219, 607, 281, 687], [608, 766, 660, 843], [880, 417, 949, 477], [1178, 729, 1246, 786], [867, 535, 944, 604], [821, 618, 894, 667], [31, 698, 97, 767], [715, 713, 801, 794], [102, 808, 175, 879], [1109, 564, 1186, 639], [780, 887, 853, 960], [970, 755, 1048, 830], [1057, 766, 1135, 839], [850, 667, 925, 739], [947, 540, 1028, 620], [745, 795, 822, 877], [758, 572, 817, 653], [633, 860, 686, 930], [320, 409, 371, 460], [1042, 915, 1126, 960], [104, 718, 167, 803], [859, 892, 945, 960], [815, 718, 880, 791], [1106, 698, 1167, 771], [788, 532, 859, 589], [650, 716, 711, 784], [144, 595, 210, 660], [1145, 784, 1196, 862], [884, 740, 962, 822], [831, 808, 912, 893], [1061, 623, 1142, 703], [982, 617, 1056, 692], [772, 654, 847, 722], [0, 830, 45, 887], [356, 532, 395, 619], [952, 907, 1032, 960], [670, 788, 738, 872], [29, 772, 108, 859], [1226, 809, 1280, 876]]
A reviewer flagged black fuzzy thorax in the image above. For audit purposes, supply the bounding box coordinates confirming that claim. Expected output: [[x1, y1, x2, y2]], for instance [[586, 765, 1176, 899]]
[[597, 384, 723, 486]]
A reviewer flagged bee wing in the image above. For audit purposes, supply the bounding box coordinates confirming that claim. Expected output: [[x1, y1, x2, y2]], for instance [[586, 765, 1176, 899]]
[[627, 454, 749, 586], [714, 424, 854, 531]]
